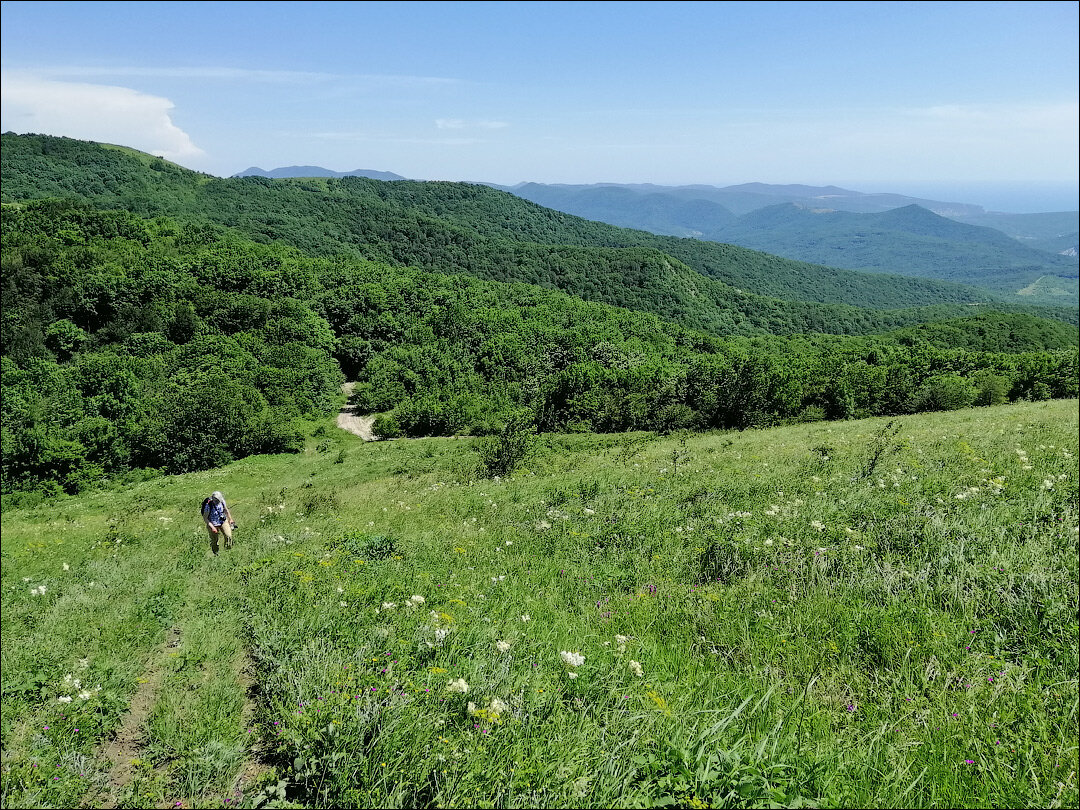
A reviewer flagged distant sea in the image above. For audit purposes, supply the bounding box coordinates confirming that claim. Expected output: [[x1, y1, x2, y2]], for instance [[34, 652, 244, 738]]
[[879, 182, 1078, 214]]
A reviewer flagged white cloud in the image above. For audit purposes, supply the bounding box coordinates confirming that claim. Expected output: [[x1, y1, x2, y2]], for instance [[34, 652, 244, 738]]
[[1, 73, 204, 161]]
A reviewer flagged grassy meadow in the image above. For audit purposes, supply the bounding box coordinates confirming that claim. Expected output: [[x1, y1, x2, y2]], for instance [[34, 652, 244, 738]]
[[1, 399, 1077, 809]]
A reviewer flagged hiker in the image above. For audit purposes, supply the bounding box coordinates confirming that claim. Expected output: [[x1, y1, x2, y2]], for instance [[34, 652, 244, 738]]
[[202, 490, 236, 555]]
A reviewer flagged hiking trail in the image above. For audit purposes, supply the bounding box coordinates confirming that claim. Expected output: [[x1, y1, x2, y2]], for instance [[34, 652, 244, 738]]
[[336, 382, 376, 441], [91, 626, 182, 808]]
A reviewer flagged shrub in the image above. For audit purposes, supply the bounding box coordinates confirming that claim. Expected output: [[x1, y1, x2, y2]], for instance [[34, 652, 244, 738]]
[[475, 410, 536, 477], [371, 413, 402, 439], [909, 374, 975, 412]]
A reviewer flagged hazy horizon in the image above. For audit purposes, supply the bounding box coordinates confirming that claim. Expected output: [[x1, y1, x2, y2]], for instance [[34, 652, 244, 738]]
[[229, 163, 1079, 214]]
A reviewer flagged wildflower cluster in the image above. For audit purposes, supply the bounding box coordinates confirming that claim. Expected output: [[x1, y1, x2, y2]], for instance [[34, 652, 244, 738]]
[[56, 663, 100, 704], [468, 696, 510, 723], [445, 678, 469, 694], [560, 650, 585, 678]]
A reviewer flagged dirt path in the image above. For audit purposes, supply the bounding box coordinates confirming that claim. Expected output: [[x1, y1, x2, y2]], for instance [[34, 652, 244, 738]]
[[337, 382, 377, 441], [227, 651, 272, 803], [337, 409, 376, 441], [92, 626, 182, 807]]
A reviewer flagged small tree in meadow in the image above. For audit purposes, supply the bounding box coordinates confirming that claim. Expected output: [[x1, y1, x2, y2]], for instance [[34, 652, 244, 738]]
[[476, 410, 535, 477]]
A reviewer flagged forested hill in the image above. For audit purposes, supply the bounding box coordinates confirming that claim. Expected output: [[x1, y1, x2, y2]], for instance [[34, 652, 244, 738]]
[[2, 199, 1077, 498], [711, 203, 1078, 301], [2, 133, 1035, 324]]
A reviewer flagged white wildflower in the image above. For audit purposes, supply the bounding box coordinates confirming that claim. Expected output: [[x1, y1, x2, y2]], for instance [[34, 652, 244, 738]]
[[381, 602, 397, 610], [567, 672, 578, 679], [496, 640, 511, 653], [57, 695, 72, 703], [810, 520, 826, 531], [583, 508, 595, 516], [445, 678, 469, 694], [629, 660, 644, 678], [520, 614, 530, 623], [77, 690, 93, 700], [62, 563, 70, 571], [560, 650, 585, 667]]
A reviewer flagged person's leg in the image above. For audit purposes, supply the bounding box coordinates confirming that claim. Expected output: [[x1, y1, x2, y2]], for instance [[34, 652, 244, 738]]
[[207, 524, 220, 555], [220, 520, 233, 549]]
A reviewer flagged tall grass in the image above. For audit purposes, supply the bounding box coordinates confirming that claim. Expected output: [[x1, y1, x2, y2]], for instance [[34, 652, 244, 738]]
[[1, 400, 1077, 808]]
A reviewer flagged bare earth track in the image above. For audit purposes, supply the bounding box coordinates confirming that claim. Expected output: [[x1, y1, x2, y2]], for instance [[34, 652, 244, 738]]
[[336, 383, 376, 441], [90, 626, 182, 808]]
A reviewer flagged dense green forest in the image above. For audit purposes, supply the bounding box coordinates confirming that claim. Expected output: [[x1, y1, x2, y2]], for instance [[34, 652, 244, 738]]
[[8, 132, 1072, 323], [2, 199, 1077, 496]]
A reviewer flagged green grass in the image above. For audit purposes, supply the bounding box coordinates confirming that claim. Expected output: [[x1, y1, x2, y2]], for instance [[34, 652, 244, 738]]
[[2, 400, 1077, 808]]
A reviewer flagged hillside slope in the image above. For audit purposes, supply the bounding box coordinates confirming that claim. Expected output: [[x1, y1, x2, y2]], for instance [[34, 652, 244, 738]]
[[713, 203, 1079, 302], [2, 400, 1077, 808], [2, 133, 1020, 320]]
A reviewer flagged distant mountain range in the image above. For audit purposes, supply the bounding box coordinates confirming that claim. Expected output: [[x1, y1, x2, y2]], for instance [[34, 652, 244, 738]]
[[231, 166, 1079, 303], [497, 180, 1078, 245], [235, 165, 407, 182], [698, 202, 1078, 300], [504, 180, 994, 218]]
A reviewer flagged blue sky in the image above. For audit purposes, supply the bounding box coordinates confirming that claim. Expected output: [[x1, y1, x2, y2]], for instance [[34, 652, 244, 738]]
[[2, 1, 1077, 211]]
